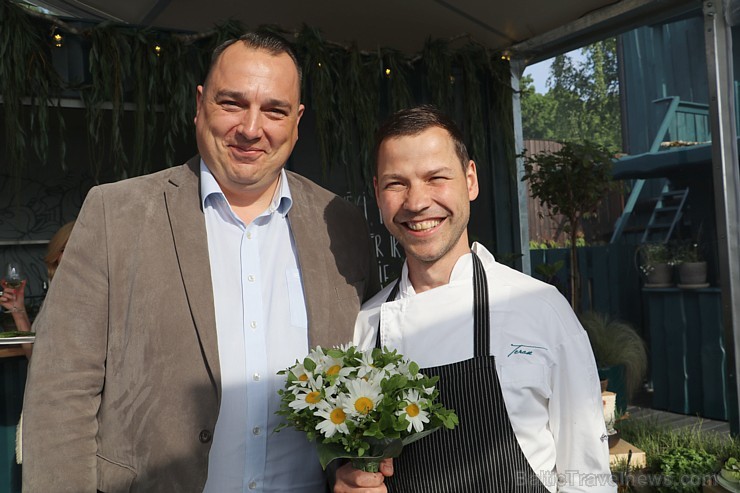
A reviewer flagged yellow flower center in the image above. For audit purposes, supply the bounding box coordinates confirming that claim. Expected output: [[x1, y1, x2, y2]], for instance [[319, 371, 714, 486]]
[[354, 397, 374, 414], [405, 403, 420, 417], [326, 365, 341, 376], [305, 391, 321, 404], [330, 408, 346, 424], [298, 374, 308, 382]]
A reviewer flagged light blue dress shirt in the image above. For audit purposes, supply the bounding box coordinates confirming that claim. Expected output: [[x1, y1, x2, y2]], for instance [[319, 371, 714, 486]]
[[200, 162, 325, 493]]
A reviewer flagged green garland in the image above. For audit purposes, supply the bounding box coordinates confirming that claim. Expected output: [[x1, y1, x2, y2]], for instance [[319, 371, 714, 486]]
[[0, 0, 514, 191]]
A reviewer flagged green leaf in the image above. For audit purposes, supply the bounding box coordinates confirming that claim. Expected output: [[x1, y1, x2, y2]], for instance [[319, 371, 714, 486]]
[[303, 357, 317, 372]]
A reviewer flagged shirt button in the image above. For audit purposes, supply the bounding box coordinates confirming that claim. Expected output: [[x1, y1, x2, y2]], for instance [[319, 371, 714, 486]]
[[246, 232, 252, 239], [248, 481, 257, 490], [250, 321, 257, 329], [252, 426, 261, 436], [248, 275, 255, 282], [253, 373, 261, 381], [199, 429, 212, 443]]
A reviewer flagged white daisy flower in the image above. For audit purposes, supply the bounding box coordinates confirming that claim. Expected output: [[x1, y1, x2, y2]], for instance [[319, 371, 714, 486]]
[[289, 375, 325, 410], [289, 358, 318, 387], [318, 355, 354, 380], [343, 379, 382, 417], [315, 399, 351, 438], [356, 350, 377, 378], [397, 389, 430, 433]]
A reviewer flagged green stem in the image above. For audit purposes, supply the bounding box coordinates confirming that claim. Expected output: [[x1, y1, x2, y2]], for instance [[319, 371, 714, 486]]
[[352, 458, 381, 473]]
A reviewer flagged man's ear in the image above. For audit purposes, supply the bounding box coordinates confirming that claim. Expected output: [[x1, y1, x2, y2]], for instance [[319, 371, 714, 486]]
[[466, 160, 479, 201], [194, 85, 204, 124]]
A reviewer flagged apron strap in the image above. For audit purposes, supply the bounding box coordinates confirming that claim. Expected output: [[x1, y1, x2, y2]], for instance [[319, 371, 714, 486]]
[[375, 279, 401, 349], [375, 251, 489, 357], [471, 252, 490, 358]]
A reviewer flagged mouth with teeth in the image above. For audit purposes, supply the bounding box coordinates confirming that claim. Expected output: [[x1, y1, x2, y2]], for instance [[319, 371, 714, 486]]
[[404, 219, 442, 232]]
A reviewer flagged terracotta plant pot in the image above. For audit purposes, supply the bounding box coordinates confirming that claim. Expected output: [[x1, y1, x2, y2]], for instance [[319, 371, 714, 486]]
[[678, 261, 707, 286]]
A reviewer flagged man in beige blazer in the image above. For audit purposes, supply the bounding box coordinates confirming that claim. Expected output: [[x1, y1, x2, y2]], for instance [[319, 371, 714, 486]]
[[22, 32, 379, 492]]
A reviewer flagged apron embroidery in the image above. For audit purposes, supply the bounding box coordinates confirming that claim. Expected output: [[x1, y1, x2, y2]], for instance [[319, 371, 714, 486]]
[[375, 252, 550, 493]]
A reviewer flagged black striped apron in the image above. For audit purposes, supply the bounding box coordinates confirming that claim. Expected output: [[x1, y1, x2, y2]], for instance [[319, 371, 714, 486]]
[[375, 253, 550, 492]]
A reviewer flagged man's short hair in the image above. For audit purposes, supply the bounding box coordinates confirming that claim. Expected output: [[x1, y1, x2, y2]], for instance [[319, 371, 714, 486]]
[[204, 31, 303, 88], [374, 105, 470, 175]]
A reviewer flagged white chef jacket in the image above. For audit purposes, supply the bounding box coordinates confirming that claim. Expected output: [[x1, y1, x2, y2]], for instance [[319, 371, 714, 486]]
[[353, 243, 616, 493]]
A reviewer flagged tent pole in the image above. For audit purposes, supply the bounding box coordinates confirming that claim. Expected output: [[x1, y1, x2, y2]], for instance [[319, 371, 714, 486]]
[[703, 0, 740, 435]]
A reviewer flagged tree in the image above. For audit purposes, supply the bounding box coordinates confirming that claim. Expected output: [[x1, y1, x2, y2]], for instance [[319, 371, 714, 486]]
[[520, 75, 558, 140], [522, 141, 616, 313], [522, 39, 622, 152]]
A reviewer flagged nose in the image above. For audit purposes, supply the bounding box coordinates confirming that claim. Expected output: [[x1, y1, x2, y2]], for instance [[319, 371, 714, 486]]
[[236, 108, 264, 141], [403, 183, 431, 213]]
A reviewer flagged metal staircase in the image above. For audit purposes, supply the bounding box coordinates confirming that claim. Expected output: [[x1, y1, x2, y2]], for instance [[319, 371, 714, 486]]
[[641, 187, 689, 243]]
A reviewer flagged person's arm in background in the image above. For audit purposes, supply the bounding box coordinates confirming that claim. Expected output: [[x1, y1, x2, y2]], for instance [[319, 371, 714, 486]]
[[1, 280, 33, 358]]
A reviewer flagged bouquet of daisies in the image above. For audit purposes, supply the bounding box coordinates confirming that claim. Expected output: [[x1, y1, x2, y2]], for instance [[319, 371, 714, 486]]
[[276, 344, 458, 472]]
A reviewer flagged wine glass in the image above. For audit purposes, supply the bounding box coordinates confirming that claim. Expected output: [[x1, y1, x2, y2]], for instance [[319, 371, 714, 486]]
[[4, 262, 23, 310]]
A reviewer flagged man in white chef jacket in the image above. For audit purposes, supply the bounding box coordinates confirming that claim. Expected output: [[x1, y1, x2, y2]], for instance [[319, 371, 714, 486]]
[[334, 105, 616, 493]]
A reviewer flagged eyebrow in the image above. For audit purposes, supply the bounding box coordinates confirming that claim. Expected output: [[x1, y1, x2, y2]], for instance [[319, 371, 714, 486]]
[[213, 90, 293, 110], [379, 166, 454, 180]]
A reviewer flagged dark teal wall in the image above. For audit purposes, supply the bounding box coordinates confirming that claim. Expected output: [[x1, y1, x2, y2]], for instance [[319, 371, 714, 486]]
[[619, 12, 740, 156]]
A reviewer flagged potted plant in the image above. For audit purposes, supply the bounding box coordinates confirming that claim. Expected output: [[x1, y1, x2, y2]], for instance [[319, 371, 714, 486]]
[[579, 311, 648, 412], [672, 242, 708, 287], [534, 259, 566, 297], [638, 243, 673, 287], [523, 141, 617, 313]]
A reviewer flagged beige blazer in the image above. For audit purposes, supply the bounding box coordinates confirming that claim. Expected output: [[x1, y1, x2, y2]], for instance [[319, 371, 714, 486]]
[[22, 157, 379, 492]]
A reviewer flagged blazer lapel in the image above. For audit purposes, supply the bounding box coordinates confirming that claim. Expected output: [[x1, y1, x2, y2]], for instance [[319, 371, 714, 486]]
[[286, 172, 331, 349], [165, 157, 221, 399]]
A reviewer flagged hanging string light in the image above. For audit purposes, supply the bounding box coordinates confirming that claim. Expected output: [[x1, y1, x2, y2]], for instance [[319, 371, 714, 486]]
[[51, 28, 63, 48], [384, 68, 391, 78], [154, 44, 162, 57]]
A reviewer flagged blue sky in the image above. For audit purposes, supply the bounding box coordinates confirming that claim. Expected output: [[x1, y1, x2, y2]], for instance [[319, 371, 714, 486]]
[[523, 49, 586, 94], [523, 59, 552, 94]]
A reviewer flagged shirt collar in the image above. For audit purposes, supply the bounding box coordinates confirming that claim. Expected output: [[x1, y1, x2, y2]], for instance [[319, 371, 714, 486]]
[[398, 248, 477, 297], [199, 159, 293, 217]]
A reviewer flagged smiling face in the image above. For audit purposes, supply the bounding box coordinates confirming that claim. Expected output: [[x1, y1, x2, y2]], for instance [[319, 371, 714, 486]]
[[374, 126, 479, 276], [195, 42, 304, 204]]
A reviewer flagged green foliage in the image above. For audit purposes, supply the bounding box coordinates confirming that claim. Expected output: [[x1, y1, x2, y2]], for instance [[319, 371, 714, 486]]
[[522, 39, 621, 151], [616, 417, 740, 492], [519, 75, 558, 140], [671, 241, 704, 264], [522, 140, 615, 311], [578, 311, 647, 401], [656, 447, 716, 493], [534, 260, 564, 280], [422, 38, 454, 115], [84, 24, 131, 181], [1, 2, 514, 191], [0, 0, 63, 178], [522, 141, 615, 222], [529, 237, 586, 250]]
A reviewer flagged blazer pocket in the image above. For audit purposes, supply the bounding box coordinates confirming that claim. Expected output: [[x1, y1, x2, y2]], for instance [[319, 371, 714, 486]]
[[97, 455, 136, 492]]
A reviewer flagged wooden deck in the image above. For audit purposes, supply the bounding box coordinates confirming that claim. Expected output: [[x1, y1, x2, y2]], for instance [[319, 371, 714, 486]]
[[628, 405, 731, 436]]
